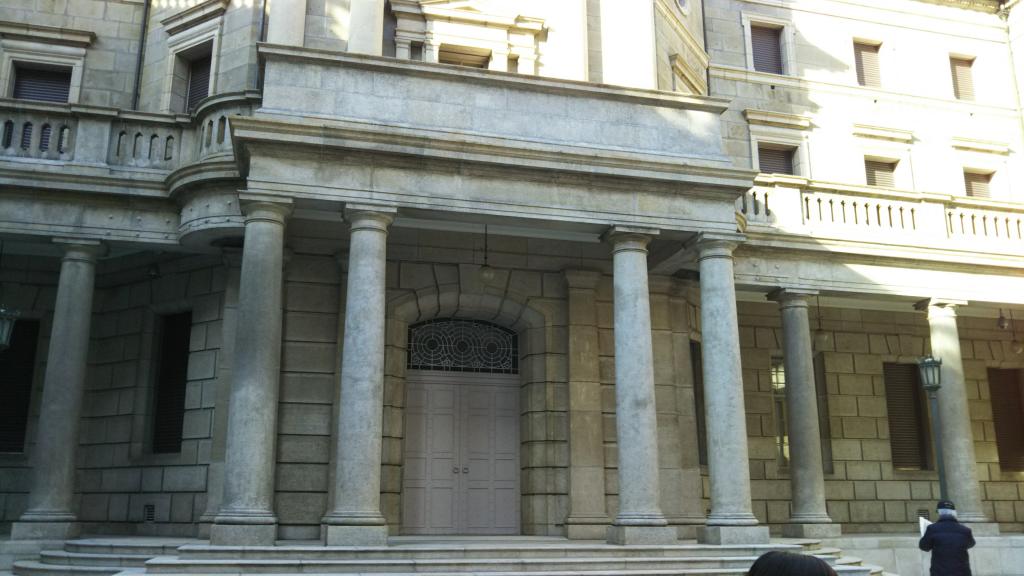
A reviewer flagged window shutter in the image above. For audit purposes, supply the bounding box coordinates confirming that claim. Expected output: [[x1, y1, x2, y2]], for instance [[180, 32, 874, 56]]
[[0, 320, 40, 453], [186, 56, 212, 112], [814, 352, 834, 474], [12, 67, 71, 103], [950, 57, 974, 101], [884, 363, 929, 470], [758, 146, 795, 175], [152, 312, 192, 454], [751, 25, 784, 74], [963, 171, 991, 198], [865, 159, 897, 187], [691, 340, 708, 467], [854, 43, 881, 87], [988, 368, 1024, 472]]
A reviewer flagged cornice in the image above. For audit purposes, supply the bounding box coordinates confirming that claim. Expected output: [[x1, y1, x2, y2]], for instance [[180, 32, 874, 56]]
[[0, 21, 95, 47], [160, 0, 230, 36]]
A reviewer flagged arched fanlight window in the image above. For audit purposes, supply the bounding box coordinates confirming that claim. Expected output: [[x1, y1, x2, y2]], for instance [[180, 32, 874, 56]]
[[407, 319, 518, 374]]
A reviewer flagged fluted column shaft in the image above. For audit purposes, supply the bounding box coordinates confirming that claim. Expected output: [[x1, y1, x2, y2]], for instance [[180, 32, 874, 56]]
[[212, 198, 291, 545], [13, 240, 103, 540], [605, 228, 675, 545], [322, 206, 395, 546], [696, 233, 768, 545], [771, 289, 838, 538]]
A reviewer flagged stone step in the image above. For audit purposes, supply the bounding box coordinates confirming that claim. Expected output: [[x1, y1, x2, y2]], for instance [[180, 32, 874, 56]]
[[63, 540, 194, 557], [38, 552, 149, 568], [11, 561, 141, 576]]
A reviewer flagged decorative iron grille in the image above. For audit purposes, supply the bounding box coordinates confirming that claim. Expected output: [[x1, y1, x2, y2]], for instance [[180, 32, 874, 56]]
[[407, 319, 518, 374]]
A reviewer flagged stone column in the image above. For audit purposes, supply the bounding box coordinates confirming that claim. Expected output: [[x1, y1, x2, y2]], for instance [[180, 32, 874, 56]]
[[488, 50, 509, 72], [769, 288, 839, 538], [423, 37, 441, 63], [322, 205, 395, 545], [604, 227, 676, 545], [395, 38, 412, 60], [12, 240, 104, 540], [266, 0, 307, 46], [211, 197, 292, 546], [916, 299, 996, 533], [598, 0, 656, 88], [695, 233, 768, 545], [349, 0, 385, 55], [564, 269, 609, 539]]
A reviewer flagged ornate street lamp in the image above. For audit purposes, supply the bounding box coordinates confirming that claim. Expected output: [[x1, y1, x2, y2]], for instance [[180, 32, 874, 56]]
[[0, 240, 17, 351], [918, 356, 947, 501]]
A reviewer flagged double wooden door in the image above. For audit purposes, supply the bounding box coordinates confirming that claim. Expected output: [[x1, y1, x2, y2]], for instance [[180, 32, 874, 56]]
[[401, 372, 520, 535]]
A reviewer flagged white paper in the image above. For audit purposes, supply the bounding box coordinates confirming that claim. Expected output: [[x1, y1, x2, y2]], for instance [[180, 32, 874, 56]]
[[919, 516, 932, 537]]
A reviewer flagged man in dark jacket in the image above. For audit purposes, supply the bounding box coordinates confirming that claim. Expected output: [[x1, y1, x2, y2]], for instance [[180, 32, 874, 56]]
[[919, 500, 976, 576]]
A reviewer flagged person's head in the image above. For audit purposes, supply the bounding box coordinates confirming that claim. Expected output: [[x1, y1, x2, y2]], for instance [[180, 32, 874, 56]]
[[747, 550, 838, 576], [937, 499, 958, 520]]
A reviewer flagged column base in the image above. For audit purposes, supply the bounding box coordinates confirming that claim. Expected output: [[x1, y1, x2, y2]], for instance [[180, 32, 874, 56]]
[[209, 522, 277, 545], [606, 525, 678, 545], [323, 524, 389, 546], [963, 521, 1000, 536], [698, 525, 770, 545], [10, 521, 79, 540], [782, 522, 841, 538]]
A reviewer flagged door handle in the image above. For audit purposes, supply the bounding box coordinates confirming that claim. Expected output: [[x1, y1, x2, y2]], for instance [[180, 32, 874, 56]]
[[462, 467, 469, 474], [452, 467, 459, 474]]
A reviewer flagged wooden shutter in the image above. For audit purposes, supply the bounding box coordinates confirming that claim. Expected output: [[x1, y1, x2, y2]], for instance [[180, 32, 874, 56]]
[[152, 312, 192, 454], [865, 159, 896, 187], [758, 146, 795, 175], [751, 25, 783, 74], [963, 171, 991, 198], [854, 42, 880, 87], [691, 340, 708, 467], [988, 368, 1024, 471], [12, 67, 71, 103], [814, 352, 834, 473], [186, 56, 211, 112], [884, 363, 929, 470], [950, 57, 974, 101], [0, 320, 40, 452]]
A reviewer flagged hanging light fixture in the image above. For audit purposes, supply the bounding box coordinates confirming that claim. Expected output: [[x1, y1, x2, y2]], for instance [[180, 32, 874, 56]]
[[0, 240, 18, 351], [812, 295, 831, 351], [479, 224, 497, 283], [1010, 309, 1023, 356], [997, 309, 1010, 330]]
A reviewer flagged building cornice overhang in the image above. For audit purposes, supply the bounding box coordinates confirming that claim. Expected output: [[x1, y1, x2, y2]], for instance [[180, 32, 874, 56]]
[[0, 21, 95, 48], [230, 112, 757, 200], [0, 162, 168, 198], [258, 43, 732, 114], [914, 0, 1002, 13]]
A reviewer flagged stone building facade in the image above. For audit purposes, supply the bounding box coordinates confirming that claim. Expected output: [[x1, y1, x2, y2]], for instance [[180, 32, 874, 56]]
[[0, 0, 1023, 554]]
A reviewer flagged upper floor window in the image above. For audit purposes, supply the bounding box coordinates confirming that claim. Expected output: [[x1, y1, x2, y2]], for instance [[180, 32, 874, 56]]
[[751, 25, 784, 74], [853, 41, 881, 88], [12, 64, 72, 103], [963, 170, 992, 199], [186, 53, 212, 112], [758, 144, 796, 176], [170, 41, 214, 113], [865, 158, 897, 188], [950, 56, 975, 101], [438, 44, 491, 69]]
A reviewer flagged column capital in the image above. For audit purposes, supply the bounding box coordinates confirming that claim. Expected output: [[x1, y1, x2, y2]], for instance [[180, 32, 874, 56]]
[[52, 238, 106, 261], [914, 298, 968, 314], [345, 204, 397, 232], [239, 194, 293, 224], [563, 268, 602, 290], [692, 232, 745, 260], [768, 288, 818, 308], [602, 225, 658, 253]]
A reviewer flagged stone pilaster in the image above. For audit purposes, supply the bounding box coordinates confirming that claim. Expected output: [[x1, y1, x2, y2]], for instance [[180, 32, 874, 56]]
[[769, 288, 839, 538], [916, 299, 997, 534], [12, 240, 104, 540], [322, 205, 396, 545], [604, 227, 676, 545], [694, 233, 769, 545], [211, 197, 292, 545], [563, 269, 609, 539], [266, 0, 307, 46]]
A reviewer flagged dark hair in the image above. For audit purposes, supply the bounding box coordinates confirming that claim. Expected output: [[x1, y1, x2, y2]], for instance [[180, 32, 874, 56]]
[[747, 551, 838, 576]]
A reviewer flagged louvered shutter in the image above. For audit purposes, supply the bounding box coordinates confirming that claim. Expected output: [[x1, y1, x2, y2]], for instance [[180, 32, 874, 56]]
[[865, 159, 896, 187], [814, 352, 834, 474], [988, 368, 1024, 471], [12, 67, 71, 103], [751, 26, 783, 74], [950, 57, 974, 101], [884, 363, 929, 470], [186, 56, 211, 112], [963, 171, 991, 198], [0, 320, 40, 452], [758, 146, 795, 175], [152, 312, 192, 454], [854, 43, 881, 87], [691, 340, 708, 467]]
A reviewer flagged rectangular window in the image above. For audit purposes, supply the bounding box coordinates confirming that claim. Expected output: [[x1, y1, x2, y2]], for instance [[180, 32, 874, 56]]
[[814, 352, 834, 474], [186, 55, 211, 112], [691, 340, 708, 467], [751, 25, 784, 75], [854, 42, 881, 88], [12, 65, 71, 103], [758, 145, 796, 175], [988, 368, 1024, 472], [950, 57, 975, 101], [771, 356, 789, 466], [865, 159, 897, 187], [0, 320, 40, 452], [963, 171, 992, 199], [884, 362, 930, 470], [152, 312, 192, 454]]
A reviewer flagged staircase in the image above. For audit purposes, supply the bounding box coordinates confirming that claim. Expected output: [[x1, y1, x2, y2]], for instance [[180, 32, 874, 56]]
[[10, 537, 887, 576]]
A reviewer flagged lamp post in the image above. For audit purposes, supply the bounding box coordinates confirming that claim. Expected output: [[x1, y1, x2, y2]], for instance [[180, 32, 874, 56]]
[[918, 356, 947, 501]]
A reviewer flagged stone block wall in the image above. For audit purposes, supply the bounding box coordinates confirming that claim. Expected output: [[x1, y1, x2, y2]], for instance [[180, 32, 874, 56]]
[[737, 300, 1024, 533]]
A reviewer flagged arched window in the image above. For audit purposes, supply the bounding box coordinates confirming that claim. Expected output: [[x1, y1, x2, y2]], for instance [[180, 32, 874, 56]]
[[407, 319, 518, 374]]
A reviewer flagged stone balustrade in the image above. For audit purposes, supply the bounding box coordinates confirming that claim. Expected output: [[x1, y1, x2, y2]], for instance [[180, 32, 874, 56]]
[[738, 176, 1024, 255]]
